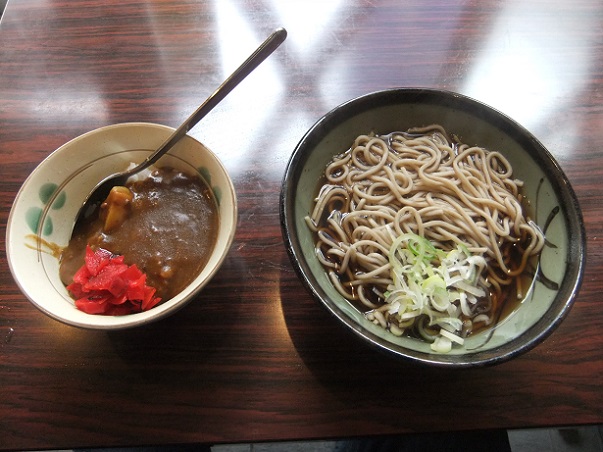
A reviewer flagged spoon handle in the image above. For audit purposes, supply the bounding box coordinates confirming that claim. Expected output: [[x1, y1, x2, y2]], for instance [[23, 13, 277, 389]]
[[137, 27, 287, 171]]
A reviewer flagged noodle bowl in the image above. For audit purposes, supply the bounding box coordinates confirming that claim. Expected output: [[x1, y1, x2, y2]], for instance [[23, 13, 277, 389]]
[[305, 125, 545, 352]]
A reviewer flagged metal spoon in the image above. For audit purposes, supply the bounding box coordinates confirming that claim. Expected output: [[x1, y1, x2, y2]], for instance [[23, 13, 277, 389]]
[[75, 27, 287, 224]]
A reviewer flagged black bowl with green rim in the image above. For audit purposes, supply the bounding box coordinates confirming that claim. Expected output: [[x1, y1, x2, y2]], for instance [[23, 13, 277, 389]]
[[280, 88, 585, 367]]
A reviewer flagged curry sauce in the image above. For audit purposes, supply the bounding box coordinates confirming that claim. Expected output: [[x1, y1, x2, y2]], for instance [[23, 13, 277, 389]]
[[60, 166, 219, 302]]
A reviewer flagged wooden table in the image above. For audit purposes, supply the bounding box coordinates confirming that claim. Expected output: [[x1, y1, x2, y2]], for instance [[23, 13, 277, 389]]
[[1, 0, 602, 450]]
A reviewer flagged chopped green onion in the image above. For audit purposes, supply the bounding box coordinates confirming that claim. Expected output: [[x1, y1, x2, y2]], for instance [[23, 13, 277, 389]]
[[377, 233, 488, 352]]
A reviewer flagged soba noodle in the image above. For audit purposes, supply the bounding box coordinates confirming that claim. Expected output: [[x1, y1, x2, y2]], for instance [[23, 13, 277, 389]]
[[305, 125, 545, 352]]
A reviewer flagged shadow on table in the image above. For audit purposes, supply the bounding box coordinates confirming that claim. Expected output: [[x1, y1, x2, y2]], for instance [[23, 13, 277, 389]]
[[277, 253, 512, 452], [103, 247, 248, 371]]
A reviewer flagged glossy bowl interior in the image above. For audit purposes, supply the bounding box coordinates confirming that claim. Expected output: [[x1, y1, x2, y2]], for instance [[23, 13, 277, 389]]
[[7, 122, 237, 329], [280, 88, 585, 367]]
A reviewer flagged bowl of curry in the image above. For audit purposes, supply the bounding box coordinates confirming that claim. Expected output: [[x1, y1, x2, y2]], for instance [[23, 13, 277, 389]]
[[6, 122, 237, 329]]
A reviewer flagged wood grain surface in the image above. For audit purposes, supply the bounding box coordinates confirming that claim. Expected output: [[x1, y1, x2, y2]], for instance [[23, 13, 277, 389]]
[[1, 0, 602, 450]]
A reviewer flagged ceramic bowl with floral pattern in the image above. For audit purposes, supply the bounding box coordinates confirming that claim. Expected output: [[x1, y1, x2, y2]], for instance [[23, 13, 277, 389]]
[[7, 122, 237, 329]]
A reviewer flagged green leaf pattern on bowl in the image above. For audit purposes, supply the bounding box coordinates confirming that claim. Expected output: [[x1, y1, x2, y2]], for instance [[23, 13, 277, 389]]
[[198, 166, 221, 206], [26, 207, 53, 236], [40, 182, 66, 209], [25, 183, 67, 236]]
